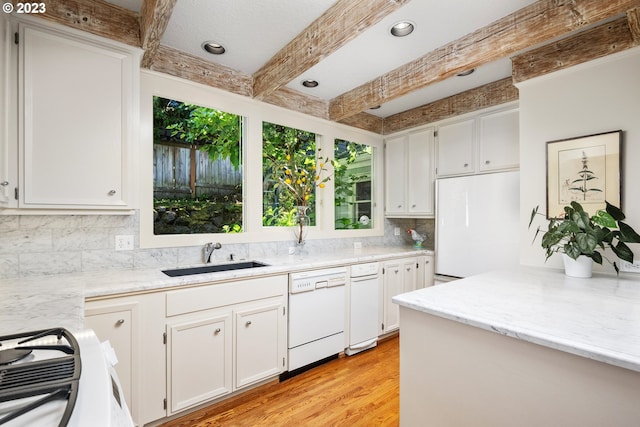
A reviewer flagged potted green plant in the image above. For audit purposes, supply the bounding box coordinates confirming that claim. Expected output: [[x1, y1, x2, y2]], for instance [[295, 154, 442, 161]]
[[529, 201, 640, 276]]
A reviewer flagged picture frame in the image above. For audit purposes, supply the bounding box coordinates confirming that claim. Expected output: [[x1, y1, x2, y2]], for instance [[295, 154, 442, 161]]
[[546, 130, 622, 218]]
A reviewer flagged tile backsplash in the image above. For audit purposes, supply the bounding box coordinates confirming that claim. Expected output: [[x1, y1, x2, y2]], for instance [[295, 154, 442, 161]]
[[0, 212, 433, 279]]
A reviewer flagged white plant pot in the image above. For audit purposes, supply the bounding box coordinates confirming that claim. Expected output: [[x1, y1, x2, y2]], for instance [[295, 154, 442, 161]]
[[562, 254, 593, 278]]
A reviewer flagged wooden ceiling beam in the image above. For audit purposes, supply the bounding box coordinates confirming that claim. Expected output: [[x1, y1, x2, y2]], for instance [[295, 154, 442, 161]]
[[382, 78, 518, 135], [252, 0, 410, 101], [150, 45, 253, 97], [329, 0, 640, 122], [140, 0, 176, 68], [512, 15, 640, 84], [628, 7, 640, 41], [262, 87, 329, 121], [339, 113, 384, 135], [26, 0, 141, 47]]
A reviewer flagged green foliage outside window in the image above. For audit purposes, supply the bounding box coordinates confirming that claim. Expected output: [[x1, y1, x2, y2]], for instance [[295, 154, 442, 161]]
[[152, 97, 243, 234], [262, 123, 321, 227], [152, 98, 372, 236], [334, 140, 373, 229]]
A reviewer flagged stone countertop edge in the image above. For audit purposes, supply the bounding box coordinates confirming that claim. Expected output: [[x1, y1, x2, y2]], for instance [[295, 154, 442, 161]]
[[0, 246, 431, 335], [392, 266, 640, 373], [80, 246, 432, 298]]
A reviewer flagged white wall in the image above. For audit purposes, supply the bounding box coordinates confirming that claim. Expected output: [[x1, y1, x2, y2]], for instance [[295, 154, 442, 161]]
[[519, 47, 640, 272]]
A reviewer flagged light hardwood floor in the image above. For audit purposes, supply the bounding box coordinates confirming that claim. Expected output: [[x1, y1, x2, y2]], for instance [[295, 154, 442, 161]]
[[160, 335, 399, 427]]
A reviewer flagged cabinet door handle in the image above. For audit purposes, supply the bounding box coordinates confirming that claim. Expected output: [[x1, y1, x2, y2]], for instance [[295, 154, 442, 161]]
[[245, 321, 252, 326], [425, 260, 430, 264], [485, 160, 490, 164], [214, 328, 221, 334], [411, 204, 416, 208], [108, 190, 117, 195], [463, 163, 469, 167], [0, 181, 8, 187], [116, 319, 125, 325]]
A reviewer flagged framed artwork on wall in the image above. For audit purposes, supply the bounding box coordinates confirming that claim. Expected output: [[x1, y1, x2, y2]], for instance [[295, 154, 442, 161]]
[[546, 130, 622, 218]]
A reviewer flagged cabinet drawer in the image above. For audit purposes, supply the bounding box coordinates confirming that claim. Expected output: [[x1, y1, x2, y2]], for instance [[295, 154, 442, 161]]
[[166, 275, 287, 317]]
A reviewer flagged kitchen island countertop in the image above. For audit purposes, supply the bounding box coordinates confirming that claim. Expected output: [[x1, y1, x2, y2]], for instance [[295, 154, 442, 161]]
[[393, 266, 640, 372], [0, 246, 431, 335]]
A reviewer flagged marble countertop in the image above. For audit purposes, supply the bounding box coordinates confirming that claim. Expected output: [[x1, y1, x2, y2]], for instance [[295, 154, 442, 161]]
[[393, 267, 640, 372], [0, 246, 431, 335]]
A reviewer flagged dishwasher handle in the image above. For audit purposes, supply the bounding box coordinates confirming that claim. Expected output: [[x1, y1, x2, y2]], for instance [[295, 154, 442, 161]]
[[351, 274, 379, 283], [327, 277, 346, 287]]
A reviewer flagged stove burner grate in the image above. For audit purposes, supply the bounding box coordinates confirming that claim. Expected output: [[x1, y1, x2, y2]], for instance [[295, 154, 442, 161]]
[[0, 328, 81, 427], [0, 348, 32, 366]]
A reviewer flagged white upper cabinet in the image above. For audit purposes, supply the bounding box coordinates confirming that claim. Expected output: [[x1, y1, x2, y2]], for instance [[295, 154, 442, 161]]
[[478, 108, 519, 172], [407, 129, 434, 215], [384, 135, 407, 216], [384, 128, 434, 218], [435, 118, 475, 177], [14, 19, 140, 210], [0, 16, 15, 207], [436, 104, 519, 177]]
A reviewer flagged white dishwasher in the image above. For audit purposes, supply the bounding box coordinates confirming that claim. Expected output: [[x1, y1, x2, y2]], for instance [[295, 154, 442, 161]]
[[287, 267, 347, 373], [346, 262, 380, 355]]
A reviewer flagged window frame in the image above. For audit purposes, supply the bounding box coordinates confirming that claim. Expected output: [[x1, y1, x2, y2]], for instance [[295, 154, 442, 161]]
[[152, 95, 245, 236], [333, 140, 375, 231], [139, 70, 383, 249]]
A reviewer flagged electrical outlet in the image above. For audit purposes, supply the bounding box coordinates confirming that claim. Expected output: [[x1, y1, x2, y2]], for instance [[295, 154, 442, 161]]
[[394, 227, 400, 236], [619, 260, 640, 273], [115, 235, 134, 251], [353, 241, 362, 249]]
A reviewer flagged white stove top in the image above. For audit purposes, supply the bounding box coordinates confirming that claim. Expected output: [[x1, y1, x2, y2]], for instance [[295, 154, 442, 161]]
[[0, 329, 132, 427]]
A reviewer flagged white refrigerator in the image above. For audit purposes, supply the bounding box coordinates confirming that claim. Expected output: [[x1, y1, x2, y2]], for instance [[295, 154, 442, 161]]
[[436, 171, 520, 278]]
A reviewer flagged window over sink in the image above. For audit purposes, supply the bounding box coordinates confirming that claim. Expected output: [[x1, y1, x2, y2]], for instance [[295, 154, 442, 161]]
[[139, 71, 384, 249], [152, 96, 244, 235], [262, 122, 320, 227]]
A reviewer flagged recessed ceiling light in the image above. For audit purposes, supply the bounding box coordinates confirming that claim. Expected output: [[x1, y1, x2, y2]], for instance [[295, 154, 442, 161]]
[[202, 41, 226, 55], [456, 69, 475, 77], [390, 21, 415, 37], [302, 79, 319, 88]]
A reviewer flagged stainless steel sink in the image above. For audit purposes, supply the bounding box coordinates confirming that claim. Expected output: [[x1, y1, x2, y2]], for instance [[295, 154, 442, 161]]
[[162, 261, 269, 277]]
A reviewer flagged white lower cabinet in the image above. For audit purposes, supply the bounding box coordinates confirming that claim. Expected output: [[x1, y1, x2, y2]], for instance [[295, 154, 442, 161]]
[[167, 313, 232, 414], [235, 302, 285, 388], [85, 292, 166, 427], [416, 254, 435, 289], [85, 299, 140, 425], [163, 275, 287, 416], [382, 260, 402, 333], [84, 259, 438, 425], [85, 275, 287, 425], [381, 257, 418, 334]]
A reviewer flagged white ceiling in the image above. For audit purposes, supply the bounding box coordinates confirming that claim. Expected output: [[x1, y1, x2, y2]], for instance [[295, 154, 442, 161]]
[[107, 0, 538, 118]]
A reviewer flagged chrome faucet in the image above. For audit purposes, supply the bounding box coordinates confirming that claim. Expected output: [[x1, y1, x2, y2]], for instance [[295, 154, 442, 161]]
[[203, 242, 222, 263]]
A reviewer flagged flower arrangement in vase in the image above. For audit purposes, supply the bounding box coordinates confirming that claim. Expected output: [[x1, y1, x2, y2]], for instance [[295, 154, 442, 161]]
[[265, 146, 333, 245]]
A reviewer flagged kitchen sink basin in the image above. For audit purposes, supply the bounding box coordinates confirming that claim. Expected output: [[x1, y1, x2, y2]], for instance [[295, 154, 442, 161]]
[[162, 261, 269, 277]]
